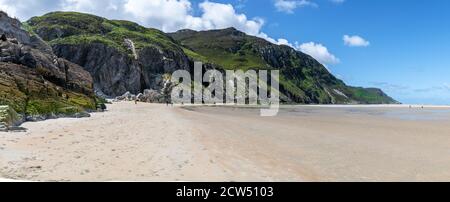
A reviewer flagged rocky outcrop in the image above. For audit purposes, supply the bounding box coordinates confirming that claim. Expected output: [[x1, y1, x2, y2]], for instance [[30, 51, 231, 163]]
[[0, 105, 24, 131], [169, 28, 399, 104], [27, 12, 398, 104], [0, 39, 93, 94], [0, 11, 98, 124], [51, 43, 190, 98]]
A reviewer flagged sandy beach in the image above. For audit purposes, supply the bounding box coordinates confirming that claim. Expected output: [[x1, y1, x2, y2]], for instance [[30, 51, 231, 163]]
[[1, 102, 450, 182]]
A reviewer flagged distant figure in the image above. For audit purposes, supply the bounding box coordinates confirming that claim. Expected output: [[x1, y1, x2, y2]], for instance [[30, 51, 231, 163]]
[[0, 34, 7, 42], [134, 99, 138, 105]]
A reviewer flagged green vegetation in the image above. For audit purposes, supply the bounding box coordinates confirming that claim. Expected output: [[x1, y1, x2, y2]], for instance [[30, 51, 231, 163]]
[[0, 65, 96, 119], [0, 105, 21, 126], [182, 47, 208, 62], [193, 47, 268, 71], [27, 11, 182, 55], [26, 12, 398, 105], [348, 87, 397, 104]]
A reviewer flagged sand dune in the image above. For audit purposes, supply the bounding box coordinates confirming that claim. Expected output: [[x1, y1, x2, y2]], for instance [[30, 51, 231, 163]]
[[1, 102, 450, 181]]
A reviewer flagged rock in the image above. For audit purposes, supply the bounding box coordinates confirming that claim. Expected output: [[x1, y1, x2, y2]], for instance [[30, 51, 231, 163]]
[[51, 43, 191, 97], [7, 126, 27, 132], [0, 122, 8, 132], [96, 103, 107, 112], [139, 89, 164, 103], [0, 34, 6, 41], [71, 112, 91, 118], [115, 91, 136, 101], [0, 105, 24, 131], [136, 93, 144, 100]]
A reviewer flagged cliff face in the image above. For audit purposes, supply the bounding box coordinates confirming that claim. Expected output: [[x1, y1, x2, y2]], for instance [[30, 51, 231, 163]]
[[0, 11, 97, 126], [27, 12, 398, 104], [27, 12, 191, 97], [169, 28, 399, 104], [51, 43, 190, 97]]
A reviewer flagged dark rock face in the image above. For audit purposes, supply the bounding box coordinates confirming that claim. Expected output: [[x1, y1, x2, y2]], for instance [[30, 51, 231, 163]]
[[26, 11, 398, 104], [0, 11, 97, 122], [0, 40, 92, 95], [52, 43, 140, 96], [52, 43, 190, 97]]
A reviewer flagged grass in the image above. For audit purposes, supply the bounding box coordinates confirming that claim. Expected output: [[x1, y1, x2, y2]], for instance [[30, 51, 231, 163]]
[[192, 47, 268, 71], [0, 69, 96, 117], [25, 94, 95, 116], [29, 12, 181, 55], [182, 47, 208, 62], [49, 34, 126, 52], [348, 87, 396, 104], [26, 11, 398, 105]]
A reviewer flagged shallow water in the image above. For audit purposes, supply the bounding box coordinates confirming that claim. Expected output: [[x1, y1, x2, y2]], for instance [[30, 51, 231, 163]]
[[282, 106, 450, 121], [184, 105, 450, 121]]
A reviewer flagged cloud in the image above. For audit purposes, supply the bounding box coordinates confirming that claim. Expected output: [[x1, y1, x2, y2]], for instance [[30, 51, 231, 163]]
[[371, 82, 409, 92], [0, 0, 339, 65], [444, 83, 450, 91], [0, 0, 266, 35], [330, 0, 345, 4], [0, 0, 63, 20], [415, 83, 450, 92], [343, 35, 370, 47], [274, 0, 317, 14], [297, 42, 340, 65]]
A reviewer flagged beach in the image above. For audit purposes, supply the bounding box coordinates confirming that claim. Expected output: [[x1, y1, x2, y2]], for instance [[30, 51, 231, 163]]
[[1, 102, 450, 181]]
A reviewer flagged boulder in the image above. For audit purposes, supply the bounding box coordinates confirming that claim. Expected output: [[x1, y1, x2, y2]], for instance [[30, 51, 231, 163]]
[[139, 89, 164, 103], [0, 105, 24, 131], [115, 91, 136, 101]]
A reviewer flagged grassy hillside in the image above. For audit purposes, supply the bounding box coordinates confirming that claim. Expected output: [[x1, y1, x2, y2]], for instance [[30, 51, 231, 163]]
[[169, 28, 398, 104], [28, 12, 182, 54], [27, 12, 398, 104]]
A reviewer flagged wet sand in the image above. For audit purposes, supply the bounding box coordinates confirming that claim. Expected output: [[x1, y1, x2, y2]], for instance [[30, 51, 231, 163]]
[[1, 102, 450, 181]]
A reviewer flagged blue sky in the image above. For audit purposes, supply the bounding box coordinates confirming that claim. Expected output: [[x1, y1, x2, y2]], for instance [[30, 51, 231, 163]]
[[1, 0, 449, 104], [212, 0, 450, 105]]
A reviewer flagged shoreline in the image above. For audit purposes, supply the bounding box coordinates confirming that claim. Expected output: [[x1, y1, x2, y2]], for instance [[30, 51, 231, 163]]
[[1, 102, 450, 181], [177, 103, 450, 109]]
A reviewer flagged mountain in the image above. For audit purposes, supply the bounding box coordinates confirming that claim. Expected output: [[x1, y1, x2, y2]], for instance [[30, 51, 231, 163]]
[[169, 28, 398, 104], [25, 11, 398, 104], [0, 11, 100, 128], [26, 12, 190, 97]]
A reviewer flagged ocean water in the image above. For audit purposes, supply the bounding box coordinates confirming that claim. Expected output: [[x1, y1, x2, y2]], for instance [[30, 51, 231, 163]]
[[182, 105, 450, 121], [279, 106, 450, 121]]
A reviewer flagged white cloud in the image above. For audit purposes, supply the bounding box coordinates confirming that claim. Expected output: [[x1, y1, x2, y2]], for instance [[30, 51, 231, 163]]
[[443, 83, 450, 91], [188, 1, 264, 35], [0, 0, 339, 65], [330, 0, 345, 4], [343, 35, 370, 47], [297, 42, 340, 65], [0, 0, 266, 35], [274, 0, 317, 14], [123, 0, 195, 32]]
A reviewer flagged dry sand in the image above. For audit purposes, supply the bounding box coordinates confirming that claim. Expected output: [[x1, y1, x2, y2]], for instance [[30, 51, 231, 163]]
[[1, 102, 450, 182]]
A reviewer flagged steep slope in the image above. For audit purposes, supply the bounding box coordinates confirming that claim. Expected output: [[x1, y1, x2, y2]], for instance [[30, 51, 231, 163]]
[[169, 28, 398, 104], [0, 11, 97, 126], [27, 12, 190, 97], [28, 12, 397, 104]]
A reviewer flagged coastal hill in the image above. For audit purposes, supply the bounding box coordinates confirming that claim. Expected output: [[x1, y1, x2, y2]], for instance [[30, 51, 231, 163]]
[[0, 11, 399, 128], [26, 11, 398, 104], [0, 11, 101, 130]]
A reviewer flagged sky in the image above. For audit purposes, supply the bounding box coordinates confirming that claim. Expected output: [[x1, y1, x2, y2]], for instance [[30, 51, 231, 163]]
[[1, 0, 449, 104]]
